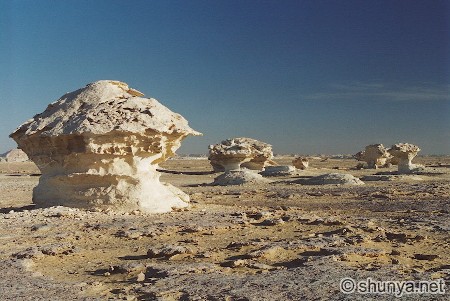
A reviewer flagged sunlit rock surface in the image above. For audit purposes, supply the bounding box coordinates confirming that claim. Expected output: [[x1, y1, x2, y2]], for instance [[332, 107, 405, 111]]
[[5, 149, 29, 162], [292, 157, 309, 170], [354, 144, 391, 169], [295, 173, 365, 185], [212, 170, 271, 186], [208, 137, 275, 172], [388, 143, 422, 174], [10, 80, 201, 213], [260, 165, 297, 177]]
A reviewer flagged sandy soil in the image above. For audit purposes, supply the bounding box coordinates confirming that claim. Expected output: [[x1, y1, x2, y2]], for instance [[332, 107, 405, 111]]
[[0, 157, 449, 300]]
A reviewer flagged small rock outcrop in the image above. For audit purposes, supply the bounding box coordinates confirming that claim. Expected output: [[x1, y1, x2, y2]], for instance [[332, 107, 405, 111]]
[[10, 80, 201, 213], [208, 137, 275, 172], [5, 149, 29, 162], [292, 157, 309, 170], [354, 144, 391, 169], [388, 143, 421, 173], [212, 170, 271, 186], [295, 173, 364, 185], [260, 165, 296, 177]]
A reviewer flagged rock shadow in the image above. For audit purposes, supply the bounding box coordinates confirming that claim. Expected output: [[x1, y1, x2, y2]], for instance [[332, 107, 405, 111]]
[[157, 169, 216, 175], [0, 204, 36, 214], [118, 254, 148, 261]]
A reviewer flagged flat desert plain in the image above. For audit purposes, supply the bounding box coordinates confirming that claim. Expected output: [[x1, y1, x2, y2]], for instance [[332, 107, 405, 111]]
[[0, 157, 449, 300]]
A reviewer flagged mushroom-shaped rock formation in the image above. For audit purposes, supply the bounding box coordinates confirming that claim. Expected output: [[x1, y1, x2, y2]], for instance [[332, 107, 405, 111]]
[[353, 144, 391, 169], [10, 80, 201, 213], [292, 157, 309, 170], [208, 137, 275, 172], [388, 143, 421, 173]]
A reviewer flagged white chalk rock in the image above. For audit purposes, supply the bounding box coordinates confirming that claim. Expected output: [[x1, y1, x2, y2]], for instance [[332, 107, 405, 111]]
[[292, 157, 309, 170], [297, 173, 364, 185], [388, 143, 421, 173], [10, 80, 201, 213], [260, 165, 296, 177], [212, 170, 271, 186], [354, 144, 391, 169], [5, 149, 29, 162], [208, 137, 275, 172]]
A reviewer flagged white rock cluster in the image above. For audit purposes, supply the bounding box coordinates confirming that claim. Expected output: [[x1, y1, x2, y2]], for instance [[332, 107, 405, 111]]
[[10, 80, 201, 213], [208, 137, 275, 172]]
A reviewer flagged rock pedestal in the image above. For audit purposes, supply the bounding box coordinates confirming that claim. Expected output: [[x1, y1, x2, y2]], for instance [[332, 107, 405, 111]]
[[10, 80, 201, 213], [388, 143, 421, 173]]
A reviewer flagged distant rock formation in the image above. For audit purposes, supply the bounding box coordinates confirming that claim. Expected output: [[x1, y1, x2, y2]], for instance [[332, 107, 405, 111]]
[[354, 144, 391, 169], [292, 157, 309, 170], [388, 143, 421, 173], [208, 137, 275, 172], [5, 149, 29, 162], [10, 80, 201, 213]]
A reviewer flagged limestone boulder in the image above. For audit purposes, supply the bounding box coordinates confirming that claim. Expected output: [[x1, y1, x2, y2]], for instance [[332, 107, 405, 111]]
[[354, 144, 391, 169], [292, 157, 309, 170], [10, 80, 201, 213], [212, 170, 271, 186], [260, 165, 296, 177], [388, 143, 421, 173], [5, 148, 29, 162], [208, 137, 275, 172]]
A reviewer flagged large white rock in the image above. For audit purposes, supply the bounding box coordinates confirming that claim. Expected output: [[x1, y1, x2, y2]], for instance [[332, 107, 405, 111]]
[[354, 144, 391, 169], [5, 149, 29, 162], [388, 143, 421, 173], [10, 80, 201, 213], [208, 137, 275, 172]]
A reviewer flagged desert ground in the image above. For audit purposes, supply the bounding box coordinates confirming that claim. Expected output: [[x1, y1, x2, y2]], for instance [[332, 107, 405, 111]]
[[0, 156, 449, 300]]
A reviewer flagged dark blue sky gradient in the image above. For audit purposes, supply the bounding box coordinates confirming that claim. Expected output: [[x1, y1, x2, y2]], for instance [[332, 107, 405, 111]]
[[1, 0, 449, 154]]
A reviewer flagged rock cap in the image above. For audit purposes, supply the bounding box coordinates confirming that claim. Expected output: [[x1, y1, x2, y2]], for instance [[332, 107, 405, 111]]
[[11, 80, 201, 138]]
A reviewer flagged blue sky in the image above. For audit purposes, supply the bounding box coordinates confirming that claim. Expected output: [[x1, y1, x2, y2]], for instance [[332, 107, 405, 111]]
[[1, 0, 449, 155]]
